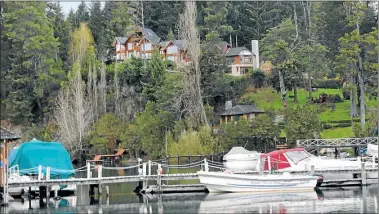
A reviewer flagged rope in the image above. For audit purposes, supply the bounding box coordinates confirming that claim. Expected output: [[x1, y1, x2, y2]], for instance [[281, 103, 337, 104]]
[[153, 160, 204, 167], [161, 163, 203, 169], [102, 164, 141, 170]]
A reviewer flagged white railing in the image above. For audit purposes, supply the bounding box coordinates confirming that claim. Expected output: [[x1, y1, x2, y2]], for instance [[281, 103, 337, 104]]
[[297, 137, 378, 148]]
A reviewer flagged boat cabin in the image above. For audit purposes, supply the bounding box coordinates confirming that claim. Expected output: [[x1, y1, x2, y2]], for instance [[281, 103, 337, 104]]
[[261, 148, 312, 171]]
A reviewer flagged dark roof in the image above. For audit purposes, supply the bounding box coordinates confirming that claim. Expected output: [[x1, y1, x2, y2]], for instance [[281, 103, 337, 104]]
[[172, 40, 186, 50], [160, 41, 170, 47], [225, 47, 250, 57], [216, 41, 231, 52], [219, 105, 264, 116], [141, 27, 161, 45], [115, 37, 128, 44], [1, 127, 21, 140]]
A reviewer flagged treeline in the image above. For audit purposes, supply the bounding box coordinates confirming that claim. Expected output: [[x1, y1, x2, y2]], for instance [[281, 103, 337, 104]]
[[0, 1, 378, 159]]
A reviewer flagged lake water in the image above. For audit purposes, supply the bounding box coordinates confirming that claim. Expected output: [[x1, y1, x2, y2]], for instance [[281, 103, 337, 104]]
[[2, 162, 379, 213]]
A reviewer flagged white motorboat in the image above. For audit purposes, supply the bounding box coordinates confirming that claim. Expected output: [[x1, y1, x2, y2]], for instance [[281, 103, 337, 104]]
[[197, 170, 322, 193], [223, 147, 261, 171]]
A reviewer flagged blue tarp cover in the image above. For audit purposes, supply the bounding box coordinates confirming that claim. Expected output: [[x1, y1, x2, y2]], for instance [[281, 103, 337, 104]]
[[8, 139, 75, 179]]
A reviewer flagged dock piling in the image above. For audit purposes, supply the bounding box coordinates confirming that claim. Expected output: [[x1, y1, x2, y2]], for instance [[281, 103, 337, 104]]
[[148, 160, 151, 176], [204, 158, 208, 172], [143, 162, 147, 190], [310, 165, 315, 175], [361, 162, 367, 186], [98, 165, 102, 179], [87, 162, 91, 178], [105, 186, 109, 197], [38, 165, 42, 181], [46, 167, 50, 181], [157, 164, 162, 193]]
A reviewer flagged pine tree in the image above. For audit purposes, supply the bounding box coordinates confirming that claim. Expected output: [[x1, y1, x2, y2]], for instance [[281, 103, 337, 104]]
[[203, 2, 233, 43], [89, 1, 105, 57], [167, 28, 175, 41], [75, 1, 89, 26]]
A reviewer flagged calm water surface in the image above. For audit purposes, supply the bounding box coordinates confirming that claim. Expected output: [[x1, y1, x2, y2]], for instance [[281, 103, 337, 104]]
[[3, 163, 379, 213]]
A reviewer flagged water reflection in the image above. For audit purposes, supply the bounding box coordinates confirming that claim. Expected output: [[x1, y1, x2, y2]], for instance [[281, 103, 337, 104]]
[[2, 184, 378, 213]]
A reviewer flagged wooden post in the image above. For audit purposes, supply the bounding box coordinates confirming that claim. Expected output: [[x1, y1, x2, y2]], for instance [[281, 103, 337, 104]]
[[361, 162, 367, 186], [38, 165, 42, 181], [98, 165, 102, 179], [87, 162, 91, 178], [189, 155, 192, 164], [177, 155, 180, 165], [157, 164, 162, 193], [310, 165, 315, 175], [267, 156, 271, 171], [46, 167, 50, 181], [105, 186, 109, 197], [204, 158, 209, 172], [143, 162, 147, 190], [148, 160, 151, 176], [98, 184, 102, 195]]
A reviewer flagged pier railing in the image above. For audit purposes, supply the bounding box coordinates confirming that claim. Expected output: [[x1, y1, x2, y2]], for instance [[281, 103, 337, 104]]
[[297, 137, 378, 149]]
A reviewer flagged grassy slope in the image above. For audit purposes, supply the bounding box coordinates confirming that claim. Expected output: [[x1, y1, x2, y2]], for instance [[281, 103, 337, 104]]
[[242, 87, 375, 138]]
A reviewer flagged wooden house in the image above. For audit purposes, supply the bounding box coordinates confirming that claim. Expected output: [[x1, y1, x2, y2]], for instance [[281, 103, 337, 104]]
[[161, 40, 190, 63], [219, 105, 264, 123], [225, 47, 257, 76], [113, 27, 162, 61]]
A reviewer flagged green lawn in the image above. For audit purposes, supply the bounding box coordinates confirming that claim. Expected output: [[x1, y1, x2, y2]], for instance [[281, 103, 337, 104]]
[[242, 87, 377, 139]]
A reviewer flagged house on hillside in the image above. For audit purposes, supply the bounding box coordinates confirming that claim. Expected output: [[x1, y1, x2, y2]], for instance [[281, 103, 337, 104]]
[[219, 104, 264, 124], [113, 26, 162, 61], [161, 40, 190, 63], [225, 47, 257, 76]]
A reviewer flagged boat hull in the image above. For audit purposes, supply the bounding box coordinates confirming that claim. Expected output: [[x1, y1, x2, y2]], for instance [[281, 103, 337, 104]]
[[197, 171, 318, 193], [223, 159, 258, 171]]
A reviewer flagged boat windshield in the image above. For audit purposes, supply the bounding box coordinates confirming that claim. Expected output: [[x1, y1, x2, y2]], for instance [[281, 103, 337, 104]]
[[285, 150, 311, 164]]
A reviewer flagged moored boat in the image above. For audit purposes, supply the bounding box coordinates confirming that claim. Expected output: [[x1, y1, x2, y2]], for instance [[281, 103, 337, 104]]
[[223, 147, 261, 171], [7, 139, 76, 197], [197, 170, 323, 193]]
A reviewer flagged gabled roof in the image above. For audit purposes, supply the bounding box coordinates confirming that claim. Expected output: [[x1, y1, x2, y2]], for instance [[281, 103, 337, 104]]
[[160, 41, 170, 47], [216, 41, 231, 52], [114, 37, 128, 45], [1, 127, 21, 140], [139, 27, 161, 45], [225, 47, 251, 57], [172, 40, 186, 50], [219, 105, 264, 116]]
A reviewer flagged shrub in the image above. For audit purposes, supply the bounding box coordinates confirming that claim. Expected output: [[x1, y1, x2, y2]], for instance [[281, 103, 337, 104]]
[[313, 79, 342, 89], [251, 69, 266, 88], [329, 94, 344, 103]]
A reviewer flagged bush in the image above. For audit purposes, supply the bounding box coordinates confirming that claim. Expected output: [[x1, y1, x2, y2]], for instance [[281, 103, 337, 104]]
[[313, 79, 342, 89], [251, 69, 266, 88], [343, 91, 350, 100], [329, 94, 344, 103]]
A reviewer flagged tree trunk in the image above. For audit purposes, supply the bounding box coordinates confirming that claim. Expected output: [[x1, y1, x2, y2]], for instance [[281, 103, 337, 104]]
[[308, 74, 312, 101], [356, 22, 365, 131], [279, 70, 287, 108], [293, 86, 298, 103], [350, 76, 358, 117]]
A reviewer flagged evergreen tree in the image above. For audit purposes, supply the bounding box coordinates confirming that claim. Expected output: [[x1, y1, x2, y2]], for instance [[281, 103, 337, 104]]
[[142, 51, 166, 102], [3, 2, 64, 124], [89, 1, 105, 57], [75, 1, 89, 26], [167, 28, 175, 41], [203, 2, 233, 43]]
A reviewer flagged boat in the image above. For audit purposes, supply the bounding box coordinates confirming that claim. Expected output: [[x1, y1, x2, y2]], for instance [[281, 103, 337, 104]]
[[7, 139, 77, 197], [197, 170, 323, 193], [223, 147, 261, 171]]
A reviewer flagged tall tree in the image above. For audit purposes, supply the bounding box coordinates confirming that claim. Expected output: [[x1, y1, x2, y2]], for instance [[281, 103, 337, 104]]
[[202, 2, 233, 43], [75, 1, 89, 26], [142, 51, 166, 102], [89, 1, 105, 57], [3, 2, 64, 124]]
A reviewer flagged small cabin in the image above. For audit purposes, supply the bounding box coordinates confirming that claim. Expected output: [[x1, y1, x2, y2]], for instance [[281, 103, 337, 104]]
[[219, 105, 264, 124]]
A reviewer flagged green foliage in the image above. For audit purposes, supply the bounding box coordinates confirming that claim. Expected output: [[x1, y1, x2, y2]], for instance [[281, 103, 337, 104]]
[[219, 114, 279, 151], [142, 51, 166, 102], [88, 113, 125, 153], [203, 2, 233, 43], [250, 69, 266, 88], [123, 102, 175, 159], [313, 79, 342, 89], [353, 109, 378, 137], [27, 123, 56, 142], [3, 1, 64, 124], [168, 126, 216, 156], [285, 104, 323, 147]]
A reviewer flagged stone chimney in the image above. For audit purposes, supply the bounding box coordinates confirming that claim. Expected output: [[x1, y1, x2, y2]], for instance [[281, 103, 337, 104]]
[[225, 100, 233, 110], [251, 40, 259, 69]]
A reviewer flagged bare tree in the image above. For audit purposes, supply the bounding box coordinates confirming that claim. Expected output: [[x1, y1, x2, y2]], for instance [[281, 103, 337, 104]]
[[99, 60, 107, 115], [55, 64, 93, 155], [178, 1, 208, 126]]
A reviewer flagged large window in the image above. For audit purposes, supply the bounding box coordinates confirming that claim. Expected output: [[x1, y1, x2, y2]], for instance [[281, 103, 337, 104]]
[[143, 43, 152, 51], [127, 43, 133, 50], [285, 150, 311, 164], [167, 55, 175, 61], [167, 46, 178, 54]]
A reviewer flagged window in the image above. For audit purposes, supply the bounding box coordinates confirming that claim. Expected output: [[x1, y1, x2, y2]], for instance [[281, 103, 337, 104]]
[[143, 43, 152, 51], [128, 43, 133, 50], [285, 150, 311, 164], [167, 46, 178, 54], [167, 56, 175, 61]]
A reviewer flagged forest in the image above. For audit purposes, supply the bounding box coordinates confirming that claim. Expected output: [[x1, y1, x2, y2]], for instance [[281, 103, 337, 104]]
[[0, 1, 378, 160]]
